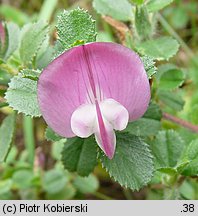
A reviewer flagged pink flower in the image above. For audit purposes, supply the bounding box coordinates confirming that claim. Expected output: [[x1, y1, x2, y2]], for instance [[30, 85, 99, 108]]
[[38, 42, 150, 159]]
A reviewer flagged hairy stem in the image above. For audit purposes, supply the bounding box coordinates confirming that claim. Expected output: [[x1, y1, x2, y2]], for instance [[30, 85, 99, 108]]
[[0, 64, 17, 75], [0, 102, 8, 108], [123, 188, 133, 200], [23, 116, 35, 167], [163, 112, 198, 133], [157, 13, 194, 59], [93, 192, 114, 200]]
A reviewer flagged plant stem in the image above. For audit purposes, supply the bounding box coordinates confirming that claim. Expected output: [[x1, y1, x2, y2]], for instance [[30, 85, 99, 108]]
[[38, 0, 58, 22], [0, 102, 8, 108], [23, 115, 35, 168], [123, 188, 133, 200], [163, 112, 198, 133], [0, 63, 17, 75], [157, 14, 198, 67], [93, 191, 114, 200]]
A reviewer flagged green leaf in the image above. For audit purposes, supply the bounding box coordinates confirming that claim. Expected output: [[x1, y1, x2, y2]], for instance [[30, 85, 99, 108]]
[[4, 22, 20, 60], [130, 0, 144, 5], [176, 161, 190, 174], [45, 127, 63, 142], [99, 133, 154, 190], [143, 102, 162, 121], [36, 46, 54, 69], [0, 113, 16, 162], [159, 69, 184, 90], [46, 184, 76, 200], [0, 68, 11, 86], [181, 139, 198, 176], [93, 0, 133, 21], [125, 118, 161, 137], [188, 104, 198, 124], [150, 130, 185, 169], [51, 139, 65, 161], [135, 6, 152, 40], [5, 74, 41, 117], [137, 36, 179, 60], [141, 56, 157, 78], [170, 7, 189, 29], [157, 90, 185, 111], [57, 8, 96, 50], [73, 174, 99, 194], [12, 169, 34, 189], [43, 169, 69, 194], [158, 167, 177, 175], [180, 180, 195, 200], [125, 102, 161, 136], [0, 179, 12, 195], [20, 69, 40, 81], [0, 5, 29, 26], [157, 64, 185, 90], [147, 0, 174, 12], [61, 136, 97, 176], [19, 21, 49, 65]]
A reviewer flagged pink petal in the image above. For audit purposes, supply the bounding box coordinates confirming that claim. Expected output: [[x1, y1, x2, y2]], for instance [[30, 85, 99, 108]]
[[95, 101, 116, 159], [38, 42, 150, 137], [70, 98, 128, 158], [82, 42, 151, 121]]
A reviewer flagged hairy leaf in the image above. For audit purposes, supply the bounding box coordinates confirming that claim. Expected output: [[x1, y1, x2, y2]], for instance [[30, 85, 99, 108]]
[[135, 6, 152, 40], [45, 127, 63, 142], [147, 0, 174, 12], [4, 22, 20, 60], [73, 174, 99, 194], [150, 130, 185, 169], [125, 102, 162, 136], [20, 21, 48, 65], [93, 0, 133, 21], [159, 68, 185, 90], [0, 113, 15, 162], [137, 36, 179, 60], [130, 0, 144, 5], [143, 102, 162, 121], [141, 56, 157, 78], [157, 90, 185, 111], [61, 136, 97, 176], [5, 74, 41, 117], [156, 64, 185, 90], [100, 133, 154, 190], [43, 169, 69, 194], [12, 169, 34, 189], [57, 8, 96, 50], [20, 69, 40, 81], [182, 139, 198, 176]]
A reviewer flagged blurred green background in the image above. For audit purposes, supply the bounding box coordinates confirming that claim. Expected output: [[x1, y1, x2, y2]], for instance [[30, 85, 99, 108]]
[[0, 0, 198, 200]]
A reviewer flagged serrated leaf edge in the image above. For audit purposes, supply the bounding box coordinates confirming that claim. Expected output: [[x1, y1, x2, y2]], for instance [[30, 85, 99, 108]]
[[98, 135, 154, 191]]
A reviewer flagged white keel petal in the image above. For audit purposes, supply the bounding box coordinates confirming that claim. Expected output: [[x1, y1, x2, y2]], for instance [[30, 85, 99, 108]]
[[71, 103, 96, 138]]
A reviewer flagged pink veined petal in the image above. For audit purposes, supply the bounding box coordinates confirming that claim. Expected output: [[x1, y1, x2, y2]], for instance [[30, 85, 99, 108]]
[[38, 42, 150, 138], [95, 101, 116, 159], [82, 42, 151, 121], [95, 123, 116, 160], [38, 46, 90, 137]]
